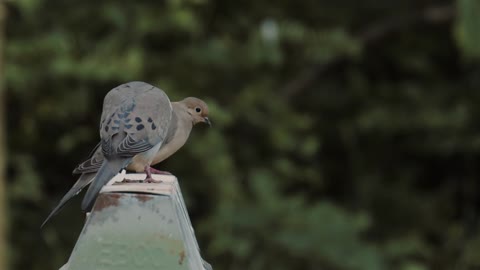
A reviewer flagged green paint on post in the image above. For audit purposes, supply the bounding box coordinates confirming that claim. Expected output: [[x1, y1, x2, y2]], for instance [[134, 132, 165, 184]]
[[62, 175, 210, 270]]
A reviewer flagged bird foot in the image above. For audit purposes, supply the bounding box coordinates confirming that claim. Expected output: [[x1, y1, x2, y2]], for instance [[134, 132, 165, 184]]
[[144, 177, 163, 183], [149, 167, 172, 175], [144, 166, 168, 183]]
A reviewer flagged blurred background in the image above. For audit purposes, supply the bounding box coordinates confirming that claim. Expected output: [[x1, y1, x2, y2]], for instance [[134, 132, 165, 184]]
[[4, 0, 480, 269]]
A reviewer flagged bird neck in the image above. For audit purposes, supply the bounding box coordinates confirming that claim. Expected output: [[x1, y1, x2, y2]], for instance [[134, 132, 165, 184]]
[[172, 102, 194, 128]]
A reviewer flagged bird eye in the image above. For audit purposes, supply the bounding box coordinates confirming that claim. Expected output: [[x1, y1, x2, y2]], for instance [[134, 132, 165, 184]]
[[195, 107, 201, 113]]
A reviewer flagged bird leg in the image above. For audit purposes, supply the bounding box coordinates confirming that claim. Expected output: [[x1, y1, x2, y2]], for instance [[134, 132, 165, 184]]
[[143, 166, 164, 183]]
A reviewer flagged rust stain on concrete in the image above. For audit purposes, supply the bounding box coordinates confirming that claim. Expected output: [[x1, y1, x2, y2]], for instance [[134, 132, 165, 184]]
[[135, 193, 154, 203], [93, 193, 122, 211], [178, 250, 185, 265]]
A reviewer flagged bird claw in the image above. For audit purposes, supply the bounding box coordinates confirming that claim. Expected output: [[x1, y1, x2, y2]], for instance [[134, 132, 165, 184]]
[[144, 166, 168, 183], [144, 177, 163, 183]]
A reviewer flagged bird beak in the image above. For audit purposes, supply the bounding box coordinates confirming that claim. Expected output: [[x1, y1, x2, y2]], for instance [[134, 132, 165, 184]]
[[203, 117, 211, 126]]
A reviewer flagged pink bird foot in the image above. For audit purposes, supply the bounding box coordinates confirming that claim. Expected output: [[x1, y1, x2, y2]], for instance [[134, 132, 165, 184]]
[[143, 166, 164, 183], [149, 167, 172, 175]]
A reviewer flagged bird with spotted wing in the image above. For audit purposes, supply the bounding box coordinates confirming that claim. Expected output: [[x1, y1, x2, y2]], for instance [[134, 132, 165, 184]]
[[41, 82, 210, 227], [82, 81, 173, 212]]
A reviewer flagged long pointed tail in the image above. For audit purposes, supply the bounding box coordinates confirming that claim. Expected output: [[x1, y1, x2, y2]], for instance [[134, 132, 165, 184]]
[[81, 159, 128, 212], [41, 173, 96, 228]]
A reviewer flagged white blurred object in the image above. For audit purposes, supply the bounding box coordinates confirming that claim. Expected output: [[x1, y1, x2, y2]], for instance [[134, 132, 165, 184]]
[[260, 18, 279, 43]]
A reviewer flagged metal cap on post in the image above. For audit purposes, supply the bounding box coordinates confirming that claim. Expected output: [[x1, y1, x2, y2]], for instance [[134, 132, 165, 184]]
[[60, 172, 212, 270]]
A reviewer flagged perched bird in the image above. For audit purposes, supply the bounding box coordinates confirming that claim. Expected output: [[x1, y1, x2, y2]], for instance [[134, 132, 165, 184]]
[[41, 81, 210, 227]]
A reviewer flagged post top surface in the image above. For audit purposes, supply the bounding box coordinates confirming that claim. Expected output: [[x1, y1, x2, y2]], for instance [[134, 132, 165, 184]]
[[101, 171, 178, 196]]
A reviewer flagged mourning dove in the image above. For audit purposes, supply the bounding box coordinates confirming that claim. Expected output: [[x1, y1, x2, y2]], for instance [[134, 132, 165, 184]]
[[41, 81, 210, 227]]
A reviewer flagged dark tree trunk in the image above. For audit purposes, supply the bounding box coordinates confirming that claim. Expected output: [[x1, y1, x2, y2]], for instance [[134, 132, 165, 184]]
[[0, 2, 6, 270]]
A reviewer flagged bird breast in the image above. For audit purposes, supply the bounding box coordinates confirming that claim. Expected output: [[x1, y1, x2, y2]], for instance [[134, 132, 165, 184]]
[[127, 119, 192, 172], [150, 121, 192, 166]]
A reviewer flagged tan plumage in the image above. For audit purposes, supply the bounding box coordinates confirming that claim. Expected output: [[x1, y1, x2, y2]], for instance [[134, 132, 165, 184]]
[[130, 97, 210, 171], [41, 82, 210, 227]]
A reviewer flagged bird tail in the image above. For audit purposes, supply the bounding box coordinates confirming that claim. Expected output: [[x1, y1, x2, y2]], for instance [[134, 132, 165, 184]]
[[41, 173, 96, 228], [81, 159, 127, 212]]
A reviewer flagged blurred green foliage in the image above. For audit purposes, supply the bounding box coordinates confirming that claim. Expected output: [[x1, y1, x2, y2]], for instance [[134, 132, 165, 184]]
[[5, 0, 480, 269]]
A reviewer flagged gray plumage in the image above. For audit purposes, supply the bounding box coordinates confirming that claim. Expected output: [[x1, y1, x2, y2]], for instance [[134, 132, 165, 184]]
[[42, 81, 210, 227], [81, 81, 172, 211]]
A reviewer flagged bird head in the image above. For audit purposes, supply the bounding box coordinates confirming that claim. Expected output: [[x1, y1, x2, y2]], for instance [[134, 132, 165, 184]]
[[182, 97, 211, 126]]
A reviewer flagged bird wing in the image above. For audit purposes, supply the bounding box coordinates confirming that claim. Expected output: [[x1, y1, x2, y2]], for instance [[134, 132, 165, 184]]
[[82, 82, 173, 212]]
